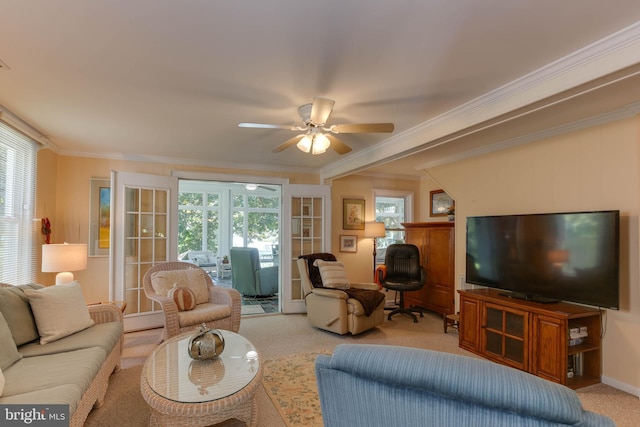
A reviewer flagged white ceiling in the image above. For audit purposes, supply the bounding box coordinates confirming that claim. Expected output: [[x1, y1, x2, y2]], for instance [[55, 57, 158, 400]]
[[1, 1, 640, 179]]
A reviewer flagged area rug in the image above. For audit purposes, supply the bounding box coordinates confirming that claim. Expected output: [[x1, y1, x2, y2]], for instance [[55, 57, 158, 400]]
[[261, 352, 327, 427]]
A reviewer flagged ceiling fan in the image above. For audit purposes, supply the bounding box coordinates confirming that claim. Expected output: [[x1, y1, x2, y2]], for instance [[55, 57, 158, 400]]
[[238, 97, 394, 155]]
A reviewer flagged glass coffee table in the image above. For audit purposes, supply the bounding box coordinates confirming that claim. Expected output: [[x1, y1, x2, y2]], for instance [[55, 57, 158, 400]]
[[141, 330, 261, 426]]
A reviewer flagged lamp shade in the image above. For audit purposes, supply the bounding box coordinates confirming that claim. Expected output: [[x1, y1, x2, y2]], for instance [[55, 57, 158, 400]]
[[42, 243, 87, 285], [364, 222, 386, 238]]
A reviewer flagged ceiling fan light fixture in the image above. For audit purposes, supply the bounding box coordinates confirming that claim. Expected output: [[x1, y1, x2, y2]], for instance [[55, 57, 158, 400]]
[[312, 133, 330, 155], [245, 183, 258, 190], [297, 134, 312, 153]]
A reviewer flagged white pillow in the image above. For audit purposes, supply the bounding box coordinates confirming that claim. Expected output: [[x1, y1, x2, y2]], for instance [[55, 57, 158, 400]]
[[0, 367, 4, 397], [24, 281, 95, 344], [314, 260, 350, 289], [150, 269, 209, 304]]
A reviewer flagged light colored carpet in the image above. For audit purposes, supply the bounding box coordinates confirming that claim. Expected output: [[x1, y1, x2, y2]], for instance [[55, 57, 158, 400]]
[[241, 305, 266, 315], [85, 312, 640, 426]]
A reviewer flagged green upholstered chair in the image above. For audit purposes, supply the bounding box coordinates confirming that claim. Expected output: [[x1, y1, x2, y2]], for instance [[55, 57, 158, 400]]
[[229, 247, 278, 297]]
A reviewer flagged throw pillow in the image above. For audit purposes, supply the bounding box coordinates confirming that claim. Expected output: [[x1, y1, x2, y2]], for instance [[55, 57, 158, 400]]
[[191, 254, 208, 266], [0, 312, 23, 370], [150, 269, 209, 304], [24, 281, 95, 344], [0, 284, 43, 346], [168, 285, 196, 311], [299, 253, 337, 287], [314, 260, 350, 289]]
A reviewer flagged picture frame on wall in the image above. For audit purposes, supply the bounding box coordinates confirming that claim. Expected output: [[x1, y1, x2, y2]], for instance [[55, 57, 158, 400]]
[[89, 178, 111, 256], [430, 190, 454, 217], [343, 198, 365, 230], [340, 235, 358, 253]]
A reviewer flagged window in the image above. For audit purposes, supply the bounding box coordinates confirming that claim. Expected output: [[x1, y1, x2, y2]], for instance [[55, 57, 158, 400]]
[[178, 180, 280, 265], [374, 191, 412, 264], [0, 122, 38, 284]]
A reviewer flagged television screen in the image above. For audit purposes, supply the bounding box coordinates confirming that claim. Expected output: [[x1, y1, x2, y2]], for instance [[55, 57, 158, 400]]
[[466, 210, 619, 309]]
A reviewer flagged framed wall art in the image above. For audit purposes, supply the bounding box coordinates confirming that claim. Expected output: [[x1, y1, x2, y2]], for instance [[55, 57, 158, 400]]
[[430, 190, 454, 217], [89, 178, 111, 256], [343, 198, 365, 230], [340, 235, 358, 253]]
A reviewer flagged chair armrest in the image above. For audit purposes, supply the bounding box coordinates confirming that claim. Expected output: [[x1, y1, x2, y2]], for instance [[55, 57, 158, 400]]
[[350, 282, 380, 291], [310, 287, 349, 299], [209, 286, 242, 332], [88, 304, 123, 324]]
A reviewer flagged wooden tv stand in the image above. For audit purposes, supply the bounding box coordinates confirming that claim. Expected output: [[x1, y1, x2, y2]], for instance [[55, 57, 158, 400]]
[[458, 288, 602, 389]]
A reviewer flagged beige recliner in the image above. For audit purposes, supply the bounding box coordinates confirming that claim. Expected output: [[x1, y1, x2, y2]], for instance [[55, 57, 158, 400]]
[[297, 254, 384, 335]]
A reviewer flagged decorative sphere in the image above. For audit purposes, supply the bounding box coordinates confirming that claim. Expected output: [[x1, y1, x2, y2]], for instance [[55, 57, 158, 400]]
[[188, 323, 225, 360]]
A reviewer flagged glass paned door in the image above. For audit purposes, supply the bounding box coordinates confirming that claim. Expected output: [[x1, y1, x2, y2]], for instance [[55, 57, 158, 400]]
[[282, 184, 331, 313], [112, 171, 178, 332]]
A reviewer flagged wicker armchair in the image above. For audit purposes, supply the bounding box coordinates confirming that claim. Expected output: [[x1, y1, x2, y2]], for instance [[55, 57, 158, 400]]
[[143, 262, 241, 340]]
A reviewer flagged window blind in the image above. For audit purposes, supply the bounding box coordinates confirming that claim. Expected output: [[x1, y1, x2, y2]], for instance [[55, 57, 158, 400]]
[[0, 121, 38, 284]]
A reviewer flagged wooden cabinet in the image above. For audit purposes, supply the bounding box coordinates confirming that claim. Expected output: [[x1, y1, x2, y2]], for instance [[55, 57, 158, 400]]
[[459, 289, 602, 389], [401, 222, 455, 316]]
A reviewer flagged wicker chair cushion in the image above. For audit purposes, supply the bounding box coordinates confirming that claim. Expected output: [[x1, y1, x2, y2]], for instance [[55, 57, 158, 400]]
[[150, 269, 209, 305]]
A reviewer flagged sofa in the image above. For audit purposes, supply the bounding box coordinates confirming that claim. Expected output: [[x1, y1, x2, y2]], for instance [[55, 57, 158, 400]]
[[315, 344, 614, 427], [0, 282, 123, 427]]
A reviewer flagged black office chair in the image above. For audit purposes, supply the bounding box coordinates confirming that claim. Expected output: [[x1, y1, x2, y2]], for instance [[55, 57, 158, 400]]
[[378, 244, 426, 323]]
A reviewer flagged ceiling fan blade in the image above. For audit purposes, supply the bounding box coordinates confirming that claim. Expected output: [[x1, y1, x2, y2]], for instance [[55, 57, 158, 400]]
[[310, 97, 335, 125], [272, 134, 304, 153], [239, 122, 297, 130], [258, 185, 277, 192], [330, 123, 395, 133], [326, 134, 352, 155]]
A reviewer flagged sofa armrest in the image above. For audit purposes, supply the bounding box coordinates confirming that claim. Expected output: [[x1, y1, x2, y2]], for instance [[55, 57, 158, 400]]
[[88, 304, 123, 324], [310, 288, 348, 299]]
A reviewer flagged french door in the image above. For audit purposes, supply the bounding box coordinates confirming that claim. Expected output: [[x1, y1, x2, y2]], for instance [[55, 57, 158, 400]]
[[281, 184, 331, 313], [110, 171, 178, 332]]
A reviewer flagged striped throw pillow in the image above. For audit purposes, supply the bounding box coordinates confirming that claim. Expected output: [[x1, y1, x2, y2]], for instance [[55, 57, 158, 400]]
[[314, 260, 350, 289], [168, 284, 197, 311]]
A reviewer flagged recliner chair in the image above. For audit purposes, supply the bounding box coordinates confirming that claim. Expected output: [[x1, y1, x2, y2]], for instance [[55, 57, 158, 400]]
[[229, 247, 278, 297], [379, 243, 426, 322]]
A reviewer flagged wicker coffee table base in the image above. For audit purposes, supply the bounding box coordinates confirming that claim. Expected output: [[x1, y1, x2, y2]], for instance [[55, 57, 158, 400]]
[[140, 365, 262, 427]]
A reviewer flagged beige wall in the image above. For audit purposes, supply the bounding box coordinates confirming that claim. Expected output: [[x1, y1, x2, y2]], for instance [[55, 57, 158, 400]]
[[330, 174, 421, 284], [425, 115, 640, 393]]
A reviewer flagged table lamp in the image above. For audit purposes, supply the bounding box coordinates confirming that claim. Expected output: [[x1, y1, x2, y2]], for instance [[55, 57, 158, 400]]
[[364, 222, 386, 280], [42, 243, 87, 285]]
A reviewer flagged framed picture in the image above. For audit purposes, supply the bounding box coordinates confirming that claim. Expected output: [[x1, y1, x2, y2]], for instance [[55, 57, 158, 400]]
[[302, 227, 311, 238], [430, 190, 454, 217], [302, 204, 311, 216], [89, 178, 111, 256], [340, 235, 358, 253], [343, 198, 365, 230]]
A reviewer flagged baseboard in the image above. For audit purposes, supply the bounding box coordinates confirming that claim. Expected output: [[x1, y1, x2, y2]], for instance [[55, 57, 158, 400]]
[[602, 375, 640, 398]]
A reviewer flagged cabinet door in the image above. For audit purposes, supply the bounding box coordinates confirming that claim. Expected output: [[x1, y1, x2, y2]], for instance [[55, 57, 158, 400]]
[[459, 295, 480, 352], [423, 227, 455, 314], [532, 314, 566, 384], [482, 303, 528, 371], [404, 228, 426, 307]]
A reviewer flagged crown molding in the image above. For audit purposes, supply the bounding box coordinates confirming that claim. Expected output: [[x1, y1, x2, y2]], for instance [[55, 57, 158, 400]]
[[53, 148, 322, 175], [414, 101, 640, 171], [321, 21, 640, 181]]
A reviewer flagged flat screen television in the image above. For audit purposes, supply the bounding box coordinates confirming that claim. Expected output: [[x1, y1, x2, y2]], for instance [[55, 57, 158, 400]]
[[466, 210, 619, 309]]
